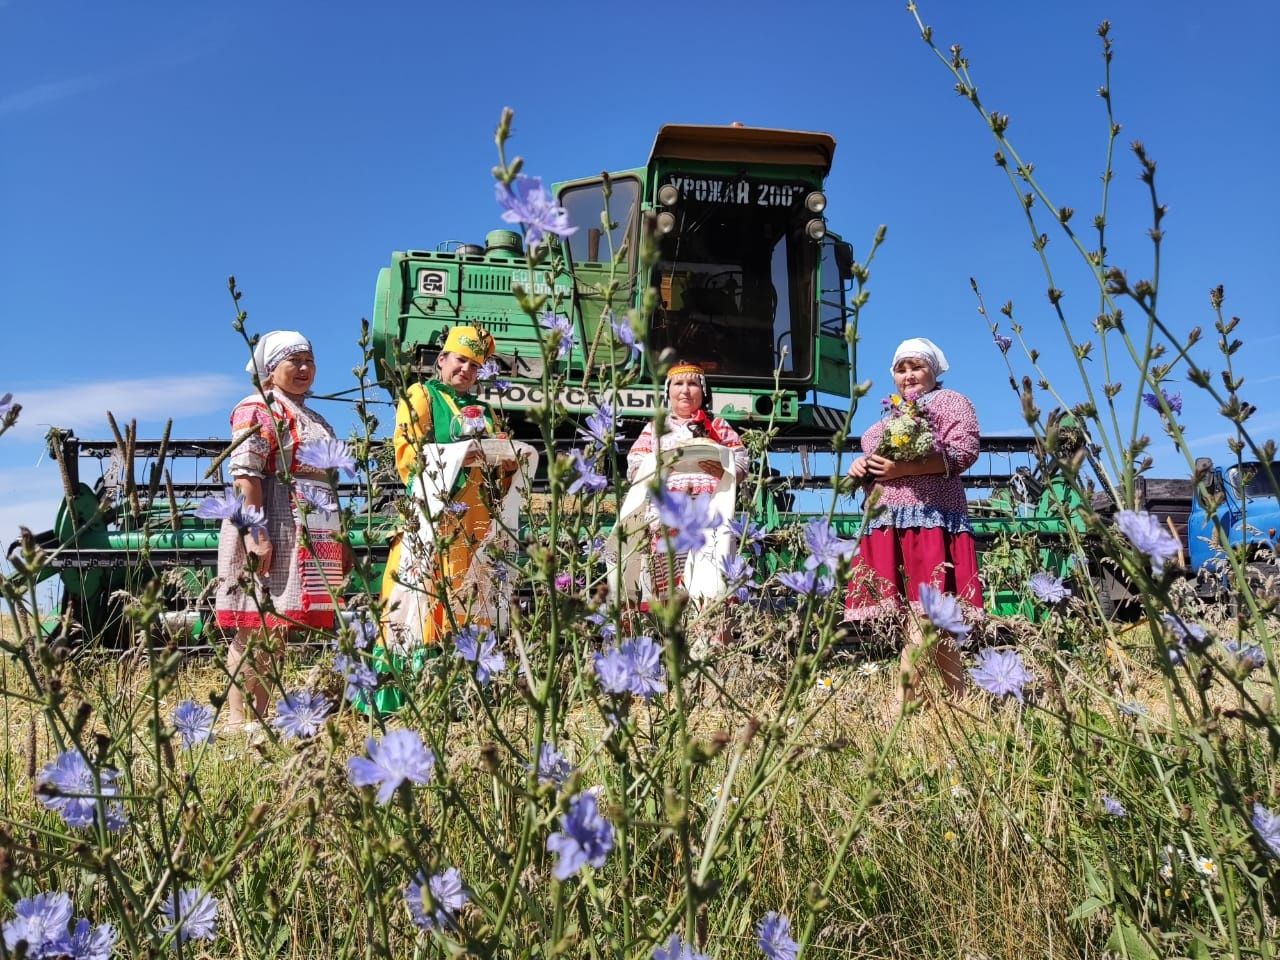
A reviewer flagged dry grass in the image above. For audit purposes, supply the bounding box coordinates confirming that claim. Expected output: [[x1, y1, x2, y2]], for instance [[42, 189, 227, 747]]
[[2, 599, 1276, 958]]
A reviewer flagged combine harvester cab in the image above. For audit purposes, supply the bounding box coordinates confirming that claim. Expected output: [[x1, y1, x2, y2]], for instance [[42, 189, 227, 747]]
[[370, 124, 860, 443]]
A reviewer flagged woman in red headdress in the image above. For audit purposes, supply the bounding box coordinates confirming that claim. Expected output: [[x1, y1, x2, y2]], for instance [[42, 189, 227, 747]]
[[625, 361, 749, 599]]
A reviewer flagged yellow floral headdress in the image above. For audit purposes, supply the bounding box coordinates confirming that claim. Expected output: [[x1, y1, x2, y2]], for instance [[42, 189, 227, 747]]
[[442, 326, 495, 366]]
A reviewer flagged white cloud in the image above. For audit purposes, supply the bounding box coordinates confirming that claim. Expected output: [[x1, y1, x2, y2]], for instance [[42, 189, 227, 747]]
[[0, 75, 99, 115], [0, 462, 67, 556], [5, 374, 242, 439], [1185, 410, 1280, 451]]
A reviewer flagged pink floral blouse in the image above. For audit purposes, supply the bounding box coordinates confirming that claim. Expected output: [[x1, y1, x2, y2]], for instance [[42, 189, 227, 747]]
[[859, 388, 980, 533]]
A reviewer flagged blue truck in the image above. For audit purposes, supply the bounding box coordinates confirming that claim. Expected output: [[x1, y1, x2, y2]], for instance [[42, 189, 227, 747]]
[[1188, 457, 1280, 588], [1097, 458, 1279, 607]]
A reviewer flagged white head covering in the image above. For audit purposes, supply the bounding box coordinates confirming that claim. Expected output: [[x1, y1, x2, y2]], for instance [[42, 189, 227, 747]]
[[246, 330, 312, 380], [891, 337, 949, 376]]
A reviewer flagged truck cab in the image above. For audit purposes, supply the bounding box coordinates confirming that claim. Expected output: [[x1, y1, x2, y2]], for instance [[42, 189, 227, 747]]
[[1187, 458, 1280, 581]]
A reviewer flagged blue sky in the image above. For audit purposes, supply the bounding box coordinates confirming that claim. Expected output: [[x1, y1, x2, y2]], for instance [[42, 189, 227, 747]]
[[2, 0, 1278, 544]]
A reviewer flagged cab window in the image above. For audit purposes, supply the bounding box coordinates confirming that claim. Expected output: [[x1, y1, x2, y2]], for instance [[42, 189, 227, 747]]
[[559, 178, 641, 267]]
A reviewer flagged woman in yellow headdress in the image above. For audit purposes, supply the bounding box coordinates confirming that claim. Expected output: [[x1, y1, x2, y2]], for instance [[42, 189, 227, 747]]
[[364, 326, 527, 714]]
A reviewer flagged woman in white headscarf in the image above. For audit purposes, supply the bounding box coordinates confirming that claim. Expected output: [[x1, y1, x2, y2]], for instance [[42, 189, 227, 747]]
[[213, 331, 344, 727], [844, 337, 982, 699]]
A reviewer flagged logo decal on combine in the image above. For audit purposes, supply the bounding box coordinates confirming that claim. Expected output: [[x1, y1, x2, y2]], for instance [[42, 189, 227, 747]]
[[418, 270, 448, 295]]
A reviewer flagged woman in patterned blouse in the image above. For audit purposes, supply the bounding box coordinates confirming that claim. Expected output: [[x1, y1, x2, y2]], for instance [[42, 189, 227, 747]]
[[215, 330, 344, 727], [844, 337, 982, 698]]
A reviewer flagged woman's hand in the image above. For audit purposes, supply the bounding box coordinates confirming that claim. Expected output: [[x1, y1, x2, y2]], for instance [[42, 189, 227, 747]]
[[863, 454, 914, 481], [847, 455, 870, 479], [246, 531, 273, 573], [860, 452, 946, 481]]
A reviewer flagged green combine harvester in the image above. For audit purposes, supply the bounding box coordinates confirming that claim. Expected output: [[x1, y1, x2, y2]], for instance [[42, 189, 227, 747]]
[[13, 124, 1081, 643]]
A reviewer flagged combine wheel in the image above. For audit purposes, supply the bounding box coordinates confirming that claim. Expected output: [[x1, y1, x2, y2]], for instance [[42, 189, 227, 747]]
[[1084, 565, 1129, 622]]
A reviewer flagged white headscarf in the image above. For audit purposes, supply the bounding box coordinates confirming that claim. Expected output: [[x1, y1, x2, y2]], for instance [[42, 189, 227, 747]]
[[246, 330, 312, 381], [891, 337, 949, 376]]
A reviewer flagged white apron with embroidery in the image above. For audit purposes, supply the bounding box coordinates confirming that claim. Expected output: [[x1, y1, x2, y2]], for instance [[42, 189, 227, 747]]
[[609, 439, 738, 604], [385, 437, 538, 653]]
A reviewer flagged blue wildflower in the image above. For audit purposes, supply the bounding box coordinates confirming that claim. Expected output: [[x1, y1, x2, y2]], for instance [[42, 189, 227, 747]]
[[161, 887, 219, 943], [404, 867, 468, 931], [653, 488, 720, 554], [66, 917, 117, 960], [194, 486, 268, 539], [567, 449, 609, 496], [594, 646, 633, 695], [585, 609, 617, 643], [271, 689, 331, 739], [969, 648, 1034, 703], [580, 401, 620, 450], [1115, 510, 1181, 574], [299, 482, 338, 516], [802, 518, 857, 572], [1101, 794, 1127, 818], [1252, 803, 1280, 858], [540, 312, 576, 359], [478, 358, 511, 393], [1028, 571, 1071, 604], [334, 654, 378, 703], [721, 554, 754, 603], [1143, 389, 1183, 415], [621, 636, 666, 700], [730, 516, 767, 556], [593, 636, 666, 700], [172, 700, 215, 748], [653, 934, 709, 960], [297, 438, 357, 477], [993, 331, 1013, 354], [534, 742, 574, 787], [776, 569, 834, 596], [1161, 613, 1211, 654], [455, 626, 506, 686], [351, 615, 377, 649], [581, 536, 607, 563], [610, 311, 642, 362], [547, 789, 615, 880], [496, 175, 578, 247], [757, 911, 799, 960], [3, 890, 73, 957], [918, 585, 973, 644], [1118, 700, 1147, 718], [36, 750, 127, 831], [1224, 640, 1266, 672], [348, 729, 436, 804]]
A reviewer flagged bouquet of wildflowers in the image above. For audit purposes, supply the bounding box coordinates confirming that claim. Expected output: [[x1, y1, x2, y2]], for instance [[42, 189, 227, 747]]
[[874, 391, 935, 461]]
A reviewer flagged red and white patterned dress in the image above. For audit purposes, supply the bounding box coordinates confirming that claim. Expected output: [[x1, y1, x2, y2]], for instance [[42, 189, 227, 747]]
[[214, 392, 344, 630], [626, 414, 749, 595], [844, 387, 984, 620]]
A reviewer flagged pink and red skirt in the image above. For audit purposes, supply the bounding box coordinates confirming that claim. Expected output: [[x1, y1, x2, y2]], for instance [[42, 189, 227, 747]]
[[844, 526, 983, 620]]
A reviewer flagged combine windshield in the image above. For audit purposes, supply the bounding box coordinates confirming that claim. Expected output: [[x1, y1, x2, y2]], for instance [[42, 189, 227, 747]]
[[649, 175, 816, 381]]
